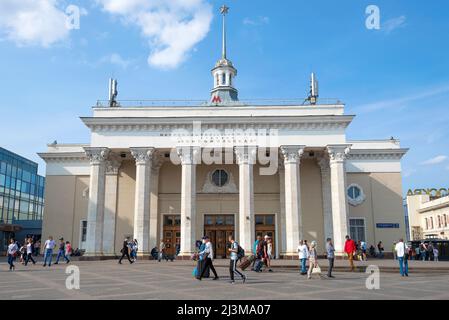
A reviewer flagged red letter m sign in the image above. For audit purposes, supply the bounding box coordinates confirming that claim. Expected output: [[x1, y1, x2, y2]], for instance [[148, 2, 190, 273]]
[[211, 95, 221, 104]]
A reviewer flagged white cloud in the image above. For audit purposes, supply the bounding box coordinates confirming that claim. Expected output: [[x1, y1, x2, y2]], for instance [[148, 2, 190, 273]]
[[96, 0, 213, 69], [243, 16, 269, 26], [421, 155, 448, 165], [0, 0, 72, 47], [382, 16, 406, 34], [100, 53, 133, 69]]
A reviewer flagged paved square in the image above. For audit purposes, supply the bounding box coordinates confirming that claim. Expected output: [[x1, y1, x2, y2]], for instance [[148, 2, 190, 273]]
[[1, 259, 449, 300]]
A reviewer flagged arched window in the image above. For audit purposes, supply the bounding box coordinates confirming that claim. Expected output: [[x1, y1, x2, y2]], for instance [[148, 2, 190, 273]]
[[222, 73, 226, 85]]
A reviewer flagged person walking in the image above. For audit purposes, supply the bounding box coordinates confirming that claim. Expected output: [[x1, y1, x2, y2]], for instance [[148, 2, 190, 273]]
[[344, 235, 357, 272], [395, 238, 409, 276], [197, 236, 219, 281], [261, 235, 271, 272], [158, 240, 165, 262], [130, 239, 138, 262], [65, 241, 72, 261], [25, 238, 36, 266], [34, 240, 41, 256], [307, 241, 320, 279], [118, 237, 134, 264], [6, 238, 18, 271], [326, 238, 335, 278], [43, 236, 55, 267], [433, 247, 439, 262], [228, 235, 246, 284], [297, 240, 309, 275], [55, 238, 70, 264], [266, 237, 274, 272], [251, 235, 261, 270], [377, 241, 384, 259], [360, 240, 367, 261]]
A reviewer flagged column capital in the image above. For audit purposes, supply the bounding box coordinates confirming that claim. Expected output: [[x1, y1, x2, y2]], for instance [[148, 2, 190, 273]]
[[84, 147, 110, 165], [130, 147, 155, 165], [106, 154, 122, 175], [317, 156, 330, 173], [151, 151, 165, 172], [280, 145, 305, 164], [326, 144, 351, 162], [177, 146, 200, 165], [234, 146, 257, 165]]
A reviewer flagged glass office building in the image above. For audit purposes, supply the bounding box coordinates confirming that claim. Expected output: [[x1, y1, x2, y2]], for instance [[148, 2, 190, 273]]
[[0, 147, 45, 252]]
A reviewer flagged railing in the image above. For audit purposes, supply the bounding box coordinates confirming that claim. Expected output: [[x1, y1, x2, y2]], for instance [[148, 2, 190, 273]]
[[94, 98, 343, 108]]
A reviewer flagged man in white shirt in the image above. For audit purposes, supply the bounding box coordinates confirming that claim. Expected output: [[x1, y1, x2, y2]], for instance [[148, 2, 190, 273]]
[[43, 236, 56, 267], [395, 238, 409, 277], [297, 240, 309, 275], [197, 236, 219, 281]]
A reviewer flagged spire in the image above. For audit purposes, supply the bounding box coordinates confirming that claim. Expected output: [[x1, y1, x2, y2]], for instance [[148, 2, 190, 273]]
[[220, 5, 229, 59], [209, 4, 241, 106]]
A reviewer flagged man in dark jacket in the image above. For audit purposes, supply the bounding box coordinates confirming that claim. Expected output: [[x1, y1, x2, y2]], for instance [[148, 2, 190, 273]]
[[118, 237, 133, 264]]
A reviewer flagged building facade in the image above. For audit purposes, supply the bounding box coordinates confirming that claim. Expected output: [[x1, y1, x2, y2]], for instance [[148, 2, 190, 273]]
[[406, 192, 449, 241], [0, 147, 45, 252], [38, 7, 407, 258]]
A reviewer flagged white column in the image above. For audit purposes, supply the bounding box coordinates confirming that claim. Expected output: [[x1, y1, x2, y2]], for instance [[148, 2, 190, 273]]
[[103, 156, 121, 255], [84, 147, 110, 256], [318, 156, 333, 244], [327, 144, 351, 255], [278, 158, 287, 257], [280, 145, 305, 257], [130, 147, 155, 257], [177, 146, 199, 256], [149, 153, 163, 252], [234, 146, 257, 254]]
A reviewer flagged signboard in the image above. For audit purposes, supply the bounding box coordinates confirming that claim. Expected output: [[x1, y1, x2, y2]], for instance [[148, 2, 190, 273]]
[[376, 223, 400, 229], [407, 188, 449, 198]]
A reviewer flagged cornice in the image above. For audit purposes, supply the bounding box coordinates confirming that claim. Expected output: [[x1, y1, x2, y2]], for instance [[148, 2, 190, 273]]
[[80, 115, 354, 132], [38, 152, 88, 163], [347, 148, 408, 161]]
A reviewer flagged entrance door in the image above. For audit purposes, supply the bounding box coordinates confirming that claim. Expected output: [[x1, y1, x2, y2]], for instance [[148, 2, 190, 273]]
[[204, 214, 235, 259], [255, 214, 276, 257], [163, 215, 180, 256]]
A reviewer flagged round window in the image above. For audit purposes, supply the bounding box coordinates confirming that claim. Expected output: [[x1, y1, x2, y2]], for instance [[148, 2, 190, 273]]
[[211, 169, 228, 187], [347, 184, 366, 206]]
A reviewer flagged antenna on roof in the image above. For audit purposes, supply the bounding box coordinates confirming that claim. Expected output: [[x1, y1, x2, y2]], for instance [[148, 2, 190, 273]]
[[307, 72, 319, 105], [108, 78, 118, 107]]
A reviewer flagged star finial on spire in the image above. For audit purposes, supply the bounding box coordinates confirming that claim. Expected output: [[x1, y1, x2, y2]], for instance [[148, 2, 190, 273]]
[[220, 4, 229, 15]]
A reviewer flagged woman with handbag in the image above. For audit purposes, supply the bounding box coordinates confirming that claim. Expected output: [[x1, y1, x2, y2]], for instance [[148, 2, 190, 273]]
[[6, 238, 19, 271], [307, 241, 321, 279]]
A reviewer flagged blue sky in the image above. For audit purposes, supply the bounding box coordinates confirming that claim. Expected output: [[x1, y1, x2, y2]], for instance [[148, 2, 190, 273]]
[[0, 0, 448, 195]]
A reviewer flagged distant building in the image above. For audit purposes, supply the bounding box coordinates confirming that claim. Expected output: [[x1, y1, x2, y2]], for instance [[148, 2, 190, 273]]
[[0, 147, 45, 252], [406, 191, 449, 241]]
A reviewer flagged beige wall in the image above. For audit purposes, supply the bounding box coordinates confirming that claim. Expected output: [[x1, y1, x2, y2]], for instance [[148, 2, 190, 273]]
[[114, 160, 136, 254], [41, 175, 89, 249], [42, 160, 404, 256], [347, 172, 406, 251]]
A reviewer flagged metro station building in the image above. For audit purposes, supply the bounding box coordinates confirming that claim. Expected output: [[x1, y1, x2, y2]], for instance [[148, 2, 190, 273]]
[[39, 7, 407, 258]]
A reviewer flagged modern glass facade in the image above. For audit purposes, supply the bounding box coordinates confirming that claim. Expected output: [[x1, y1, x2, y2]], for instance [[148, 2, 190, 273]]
[[0, 147, 45, 225]]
